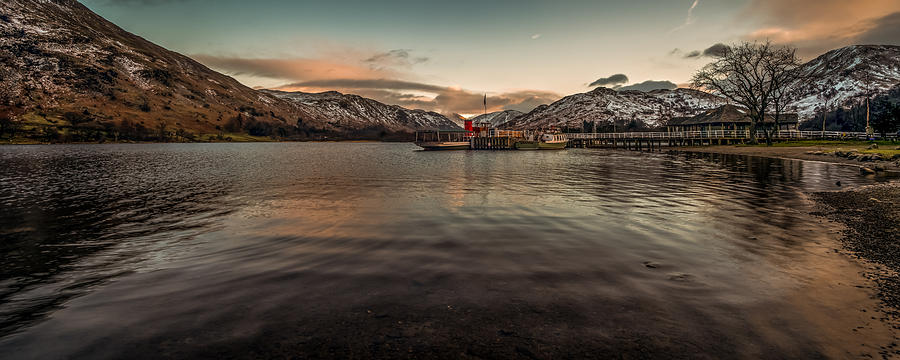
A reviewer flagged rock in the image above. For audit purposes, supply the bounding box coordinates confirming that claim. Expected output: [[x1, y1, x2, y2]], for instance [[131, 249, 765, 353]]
[[860, 167, 876, 175], [868, 143, 879, 150], [875, 164, 886, 172]]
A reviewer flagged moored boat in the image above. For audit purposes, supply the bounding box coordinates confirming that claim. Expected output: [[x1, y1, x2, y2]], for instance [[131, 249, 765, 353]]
[[414, 130, 470, 150], [416, 141, 470, 150], [515, 133, 567, 150]]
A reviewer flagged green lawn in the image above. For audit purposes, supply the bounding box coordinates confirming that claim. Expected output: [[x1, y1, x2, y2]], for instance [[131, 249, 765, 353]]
[[764, 140, 900, 147]]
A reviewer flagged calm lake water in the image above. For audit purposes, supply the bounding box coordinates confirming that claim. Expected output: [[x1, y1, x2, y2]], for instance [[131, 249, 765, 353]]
[[0, 143, 890, 358]]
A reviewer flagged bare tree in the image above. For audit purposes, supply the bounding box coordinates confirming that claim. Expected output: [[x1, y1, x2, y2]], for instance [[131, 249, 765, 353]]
[[691, 41, 802, 144], [764, 47, 804, 144], [817, 88, 837, 137]]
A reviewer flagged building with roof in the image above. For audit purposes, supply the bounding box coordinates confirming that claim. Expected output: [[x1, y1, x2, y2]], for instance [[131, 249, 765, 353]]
[[666, 105, 799, 133]]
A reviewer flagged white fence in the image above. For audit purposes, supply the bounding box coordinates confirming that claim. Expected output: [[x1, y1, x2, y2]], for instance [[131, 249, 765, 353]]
[[565, 130, 892, 140]]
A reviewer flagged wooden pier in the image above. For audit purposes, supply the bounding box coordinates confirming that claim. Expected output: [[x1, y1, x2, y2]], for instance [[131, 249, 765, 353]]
[[567, 130, 891, 150], [417, 130, 892, 151]]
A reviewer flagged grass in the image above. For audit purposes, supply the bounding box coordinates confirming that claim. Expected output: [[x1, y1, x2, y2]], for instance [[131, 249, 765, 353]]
[[736, 140, 900, 159], [763, 140, 900, 147]]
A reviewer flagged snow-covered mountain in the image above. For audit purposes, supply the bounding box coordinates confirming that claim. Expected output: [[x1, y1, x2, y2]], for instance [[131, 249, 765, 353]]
[[790, 45, 900, 120], [0, 0, 321, 136], [503, 87, 725, 129], [264, 90, 461, 131], [468, 110, 525, 127]]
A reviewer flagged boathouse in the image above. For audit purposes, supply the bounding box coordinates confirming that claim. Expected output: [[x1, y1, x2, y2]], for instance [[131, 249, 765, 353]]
[[666, 105, 799, 133]]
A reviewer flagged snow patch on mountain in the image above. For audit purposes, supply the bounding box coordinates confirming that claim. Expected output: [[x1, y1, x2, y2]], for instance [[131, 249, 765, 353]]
[[790, 45, 900, 120], [265, 90, 461, 131], [505, 87, 725, 129], [468, 110, 525, 128]]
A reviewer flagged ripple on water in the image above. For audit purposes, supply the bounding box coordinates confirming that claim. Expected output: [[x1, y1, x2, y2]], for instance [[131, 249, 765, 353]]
[[0, 143, 889, 358]]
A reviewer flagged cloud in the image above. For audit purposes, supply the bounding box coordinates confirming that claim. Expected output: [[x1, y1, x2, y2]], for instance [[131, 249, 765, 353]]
[[589, 74, 629, 87], [702, 43, 729, 57], [531, 34, 542, 40], [617, 80, 678, 92], [854, 12, 900, 45], [275, 79, 559, 115], [669, 0, 700, 34], [678, 43, 728, 59], [739, 0, 900, 58], [191, 55, 400, 82], [193, 52, 560, 115], [363, 49, 428, 69]]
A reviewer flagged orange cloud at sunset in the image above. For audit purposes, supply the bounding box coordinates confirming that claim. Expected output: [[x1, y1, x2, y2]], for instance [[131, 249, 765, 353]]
[[741, 0, 900, 58], [193, 53, 561, 116]]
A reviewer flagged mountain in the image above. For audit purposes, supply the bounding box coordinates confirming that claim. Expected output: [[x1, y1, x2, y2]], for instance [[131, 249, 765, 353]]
[[263, 90, 461, 133], [0, 0, 329, 141], [791, 45, 900, 121], [469, 110, 525, 128], [502, 87, 724, 129]]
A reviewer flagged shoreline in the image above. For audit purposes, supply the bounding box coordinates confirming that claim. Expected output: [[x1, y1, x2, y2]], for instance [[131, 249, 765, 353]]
[[681, 144, 900, 351], [811, 183, 900, 326], [673, 144, 900, 173]]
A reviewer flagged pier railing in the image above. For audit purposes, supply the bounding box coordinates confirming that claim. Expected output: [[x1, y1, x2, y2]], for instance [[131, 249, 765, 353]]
[[566, 130, 888, 140]]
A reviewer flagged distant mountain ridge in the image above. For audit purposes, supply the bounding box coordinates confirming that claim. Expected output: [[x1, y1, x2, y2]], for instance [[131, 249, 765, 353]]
[[264, 90, 461, 132], [501, 87, 725, 129], [502, 45, 900, 130]]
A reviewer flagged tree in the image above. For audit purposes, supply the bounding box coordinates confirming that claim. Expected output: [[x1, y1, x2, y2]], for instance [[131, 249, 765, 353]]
[[0, 114, 18, 140], [224, 114, 243, 133], [816, 88, 838, 136], [156, 121, 168, 142], [765, 47, 804, 144], [691, 41, 802, 144], [871, 97, 900, 137]]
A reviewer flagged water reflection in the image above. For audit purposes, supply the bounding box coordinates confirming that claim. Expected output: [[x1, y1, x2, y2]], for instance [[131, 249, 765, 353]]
[[0, 143, 887, 358]]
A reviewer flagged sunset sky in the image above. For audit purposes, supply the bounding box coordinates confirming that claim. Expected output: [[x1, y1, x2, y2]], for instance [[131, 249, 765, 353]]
[[82, 0, 900, 116]]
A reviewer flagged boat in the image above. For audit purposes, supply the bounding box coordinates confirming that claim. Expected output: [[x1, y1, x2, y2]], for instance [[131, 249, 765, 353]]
[[414, 130, 470, 150], [515, 133, 568, 150], [416, 141, 470, 150]]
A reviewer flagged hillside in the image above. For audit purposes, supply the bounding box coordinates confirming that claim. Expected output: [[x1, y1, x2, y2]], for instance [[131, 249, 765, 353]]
[[0, 0, 321, 141], [791, 45, 900, 121], [503, 87, 724, 130], [264, 90, 461, 133], [468, 110, 525, 128]]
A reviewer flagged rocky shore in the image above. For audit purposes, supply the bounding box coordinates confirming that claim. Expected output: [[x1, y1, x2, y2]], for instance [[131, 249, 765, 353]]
[[812, 183, 900, 323]]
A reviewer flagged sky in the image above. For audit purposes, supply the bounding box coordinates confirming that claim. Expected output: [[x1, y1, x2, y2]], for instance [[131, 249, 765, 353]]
[[81, 0, 900, 116]]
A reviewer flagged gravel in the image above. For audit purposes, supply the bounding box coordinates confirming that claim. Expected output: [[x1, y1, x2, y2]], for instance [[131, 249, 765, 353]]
[[812, 183, 900, 317]]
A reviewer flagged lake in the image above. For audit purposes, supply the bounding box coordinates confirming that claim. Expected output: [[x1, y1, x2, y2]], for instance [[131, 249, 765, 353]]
[[0, 143, 890, 358]]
